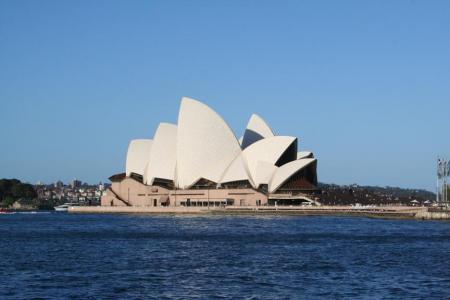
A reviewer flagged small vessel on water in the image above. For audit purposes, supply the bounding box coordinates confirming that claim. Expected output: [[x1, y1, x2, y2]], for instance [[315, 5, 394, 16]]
[[0, 208, 13, 214], [54, 203, 78, 212]]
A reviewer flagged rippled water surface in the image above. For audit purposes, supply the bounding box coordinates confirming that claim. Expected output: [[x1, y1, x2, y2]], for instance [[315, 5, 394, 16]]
[[1, 213, 450, 299]]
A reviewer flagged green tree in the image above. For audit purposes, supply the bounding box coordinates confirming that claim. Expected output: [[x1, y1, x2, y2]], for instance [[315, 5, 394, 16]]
[[11, 183, 36, 199], [3, 196, 16, 207], [0, 178, 37, 207]]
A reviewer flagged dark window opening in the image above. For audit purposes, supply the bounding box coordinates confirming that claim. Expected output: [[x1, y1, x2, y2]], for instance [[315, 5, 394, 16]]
[[275, 139, 298, 167], [268, 198, 312, 206], [222, 180, 252, 189], [130, 173, 144, 183], [191, 178, 216, 189], [152, 178, 175, 189]]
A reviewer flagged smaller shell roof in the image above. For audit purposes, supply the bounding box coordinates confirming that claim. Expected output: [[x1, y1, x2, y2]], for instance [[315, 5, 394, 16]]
[[269, 158, 316, 193], [243, 136, 297, 184], [220, 154, 254, 186], [253, 161, 278, 187], [297, 151, 314, 159], [145, 123, 177, 185], [126, 139, 153, 176], [241, 114, 275, 149]]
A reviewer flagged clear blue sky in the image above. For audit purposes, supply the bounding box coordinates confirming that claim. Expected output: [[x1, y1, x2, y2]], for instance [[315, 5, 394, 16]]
[[1, 1, 449, 191]]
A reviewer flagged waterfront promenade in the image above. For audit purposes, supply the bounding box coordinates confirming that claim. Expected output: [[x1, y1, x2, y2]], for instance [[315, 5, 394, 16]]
[[69, 205, 449, 220]]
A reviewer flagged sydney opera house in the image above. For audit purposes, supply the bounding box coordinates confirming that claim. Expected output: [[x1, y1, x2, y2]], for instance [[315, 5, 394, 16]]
[[101, 97, 318, 207]]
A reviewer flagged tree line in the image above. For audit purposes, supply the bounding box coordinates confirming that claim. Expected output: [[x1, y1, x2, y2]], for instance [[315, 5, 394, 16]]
[[0, 179, 37, 207]]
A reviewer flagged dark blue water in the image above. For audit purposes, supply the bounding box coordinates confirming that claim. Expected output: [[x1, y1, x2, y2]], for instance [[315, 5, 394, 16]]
[[1, 213, 450, 299]]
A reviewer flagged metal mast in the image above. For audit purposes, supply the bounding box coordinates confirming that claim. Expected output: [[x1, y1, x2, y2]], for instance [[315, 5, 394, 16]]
[[445, 160, 449, 208], [437, 157, 449, 209]]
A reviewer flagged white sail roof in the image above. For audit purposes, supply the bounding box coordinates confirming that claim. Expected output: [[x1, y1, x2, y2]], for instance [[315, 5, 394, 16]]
[[253, 161, 278, 187], [121, 97, 317, 192], [176, 97, 241, 189], [220, 154, 253, 185], [242, 136, 297, 184], [297, 151, 313, 159], [144, 123, 177, 185], [269, 158, 316, 193], [241, 114, 275, 149], [125, 139, 153, 177]]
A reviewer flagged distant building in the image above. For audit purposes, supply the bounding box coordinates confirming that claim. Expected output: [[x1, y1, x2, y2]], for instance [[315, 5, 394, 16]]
[[71, 179, 82, 189], [102, 97, 318, 208], [54, 180, 64, 188]]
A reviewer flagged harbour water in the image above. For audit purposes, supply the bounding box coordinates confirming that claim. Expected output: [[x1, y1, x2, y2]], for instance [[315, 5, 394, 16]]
[[1, 213, 450, 299]]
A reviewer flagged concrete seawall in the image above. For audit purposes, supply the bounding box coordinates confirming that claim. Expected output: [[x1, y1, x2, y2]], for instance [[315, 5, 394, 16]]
[[415, 209, 450, 220], [67, 205, 448, 220], [69, 206, 207, 214]]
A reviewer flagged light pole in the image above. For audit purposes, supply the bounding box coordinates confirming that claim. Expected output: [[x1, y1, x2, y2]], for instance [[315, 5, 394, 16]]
[[445, 160, 449, 209], [437, 157, 450, 209]]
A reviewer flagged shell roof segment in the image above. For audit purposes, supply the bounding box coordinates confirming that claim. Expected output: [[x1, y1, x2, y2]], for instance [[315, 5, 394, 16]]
[[125, 139, 153, 177], [241, 114, 275, 149], [144, 123, 177, 185], [220, 153, 253, 186], [176, 97, 242, 189], [269, 158, 316, 193], [242, 136, 297, 185], [297, 151, 314, 160], [253, 161, 278, 187]]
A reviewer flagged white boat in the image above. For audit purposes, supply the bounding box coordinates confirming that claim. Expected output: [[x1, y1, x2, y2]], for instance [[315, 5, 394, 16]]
[[54, 203, 78, 212]]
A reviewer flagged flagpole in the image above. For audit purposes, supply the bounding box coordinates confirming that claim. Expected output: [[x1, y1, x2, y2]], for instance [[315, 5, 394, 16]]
[[437, 177, 440, 204], [444, 159, 448, 209], [445, 159, 448, 209], [443, 159, 446, 209], [437, 157, 440, 205]]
